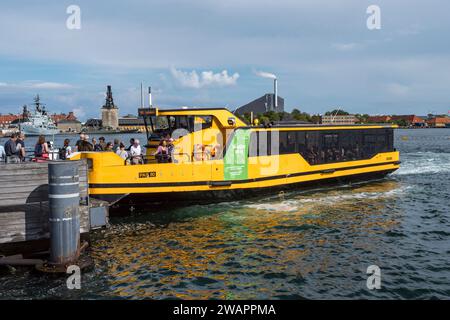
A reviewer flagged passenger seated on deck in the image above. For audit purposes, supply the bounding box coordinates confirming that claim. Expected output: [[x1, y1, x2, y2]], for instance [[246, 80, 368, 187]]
[[167, 138, 174, 162], [34, 135, 49, 160], [193, 144, 206, 161], [129, 139, 143, 165], [153, 140, 169, 163]]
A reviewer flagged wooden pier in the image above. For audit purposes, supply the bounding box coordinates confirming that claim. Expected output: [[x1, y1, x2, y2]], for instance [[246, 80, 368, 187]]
[[0, 159, 109, 257]]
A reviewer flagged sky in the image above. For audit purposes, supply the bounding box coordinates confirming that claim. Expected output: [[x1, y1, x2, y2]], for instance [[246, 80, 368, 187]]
[[0, 0, 449, 121]]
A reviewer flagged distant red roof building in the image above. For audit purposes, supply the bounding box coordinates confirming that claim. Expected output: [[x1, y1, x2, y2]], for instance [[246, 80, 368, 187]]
[[390, 115, 425, 125], [0, 114, 22, 127], [367, 115, 392, 123], [1, 111, 77, 128], [51, 112, 77, 124], [427, 116, 450, 127]]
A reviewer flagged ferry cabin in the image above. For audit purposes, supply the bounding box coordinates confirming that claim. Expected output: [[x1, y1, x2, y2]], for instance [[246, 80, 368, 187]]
[[72, 107, 400, 205]]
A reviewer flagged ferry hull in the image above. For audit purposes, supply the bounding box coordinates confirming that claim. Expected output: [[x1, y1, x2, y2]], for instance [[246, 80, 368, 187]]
[[91, 168, 398, 211]]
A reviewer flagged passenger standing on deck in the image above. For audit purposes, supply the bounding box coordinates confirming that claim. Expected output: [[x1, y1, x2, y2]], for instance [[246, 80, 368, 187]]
[[92, 138, 103, 151], [4, 133, 20, 163], [130, 139, 142, 164], [116, 142, 128, 161], [34, 135, 49, 159], [126, 138, 135, 151], [82, 134, 94, 151], [99, 137, 107, 150], [16, 132, 26, 161], [75, 133, 85, 152], [112, 138, 120, 152], [105, 142, 113, 151]]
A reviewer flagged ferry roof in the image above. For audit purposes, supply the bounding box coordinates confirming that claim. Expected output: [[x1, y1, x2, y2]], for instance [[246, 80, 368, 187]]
[[138, 107, 247, 128]]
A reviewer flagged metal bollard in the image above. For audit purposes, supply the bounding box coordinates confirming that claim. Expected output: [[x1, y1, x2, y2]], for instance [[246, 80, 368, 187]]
[[47, 160, 80, 266]]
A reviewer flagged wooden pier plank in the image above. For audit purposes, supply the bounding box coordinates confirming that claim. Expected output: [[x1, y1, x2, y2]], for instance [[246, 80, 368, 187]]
[[0, 160, 91, 246]]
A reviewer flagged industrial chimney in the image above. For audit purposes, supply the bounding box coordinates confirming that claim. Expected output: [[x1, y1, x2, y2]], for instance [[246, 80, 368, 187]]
[[273, 78, 278, 110], [148, 86, 152, 107]]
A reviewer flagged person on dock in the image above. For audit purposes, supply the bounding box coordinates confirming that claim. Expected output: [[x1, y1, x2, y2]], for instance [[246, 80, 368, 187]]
[[59, 138, 72, 160], [0, 144, 5, 162], [16, 132, 26, 162], [4, 133, 20, 163], [34, 135, 49, 160]]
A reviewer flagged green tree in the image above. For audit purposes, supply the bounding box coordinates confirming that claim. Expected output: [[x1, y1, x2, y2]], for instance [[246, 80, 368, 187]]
[[325, 109, 350, 116]]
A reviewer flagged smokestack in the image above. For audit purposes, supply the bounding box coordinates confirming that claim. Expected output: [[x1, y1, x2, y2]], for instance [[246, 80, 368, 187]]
[[274, 78, 278, 110], [148, 86, 152, 107], [140, 82, 144, 108]]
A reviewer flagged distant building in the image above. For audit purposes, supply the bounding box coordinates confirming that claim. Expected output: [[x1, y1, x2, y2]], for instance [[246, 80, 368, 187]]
[[84, 118, 102, 130], [321, 114, 357, 125], [57, 119, 82, 132], [367, 115, 392, 123], [391, 115, 425, 126], [427, 116, 450, 128], [101, 85, 119, 130], [118, 115, 146, 132], [51, 111, 77, 124], [235, 93, 284, 115], [0, 114, 22, 128]]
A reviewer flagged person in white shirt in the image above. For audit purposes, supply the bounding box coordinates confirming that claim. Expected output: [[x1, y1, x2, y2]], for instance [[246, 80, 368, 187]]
[[0, 145, 5, 162], [129, 139, 142, 164], [116, 142, 129, 161]]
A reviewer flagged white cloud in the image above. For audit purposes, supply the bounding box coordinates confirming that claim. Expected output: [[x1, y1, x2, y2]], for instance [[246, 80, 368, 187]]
[[30, 82, 73, 89], [0, 81, 73, 90], [170, 67, 239, 89]]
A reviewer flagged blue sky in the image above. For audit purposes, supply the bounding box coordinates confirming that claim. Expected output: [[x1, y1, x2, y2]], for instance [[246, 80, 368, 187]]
[[0, 0, 449, 120]]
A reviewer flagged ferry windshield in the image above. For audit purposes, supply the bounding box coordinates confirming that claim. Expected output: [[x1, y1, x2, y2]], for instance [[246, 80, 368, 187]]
[[149, 115, 212, 138]]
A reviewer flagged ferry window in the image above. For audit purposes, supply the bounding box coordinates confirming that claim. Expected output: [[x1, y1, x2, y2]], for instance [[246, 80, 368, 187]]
[[248, 131, 273, 157], [249, 128, 393, 163], [296, 131, 306, 154], [249, 132, 258, 157], [193, 116, 212, 131]]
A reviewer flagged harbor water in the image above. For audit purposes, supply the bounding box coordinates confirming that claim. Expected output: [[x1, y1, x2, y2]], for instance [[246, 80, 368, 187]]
[[0, 129, 449, 299]]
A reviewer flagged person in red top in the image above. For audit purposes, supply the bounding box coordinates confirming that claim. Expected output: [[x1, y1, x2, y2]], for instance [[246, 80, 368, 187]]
[[34, 135, 49, 159]]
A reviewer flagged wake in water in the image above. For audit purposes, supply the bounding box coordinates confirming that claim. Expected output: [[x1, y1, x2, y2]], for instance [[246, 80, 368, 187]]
[[394, 152, 450, 175], [244, 182, 412, 213]]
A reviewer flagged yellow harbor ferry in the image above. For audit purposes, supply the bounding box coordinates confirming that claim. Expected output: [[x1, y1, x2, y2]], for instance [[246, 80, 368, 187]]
[[72, 107, 400, 206]]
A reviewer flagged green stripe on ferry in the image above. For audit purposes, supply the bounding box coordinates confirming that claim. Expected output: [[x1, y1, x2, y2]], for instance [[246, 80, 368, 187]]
[[224, 129, 250, 180]]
